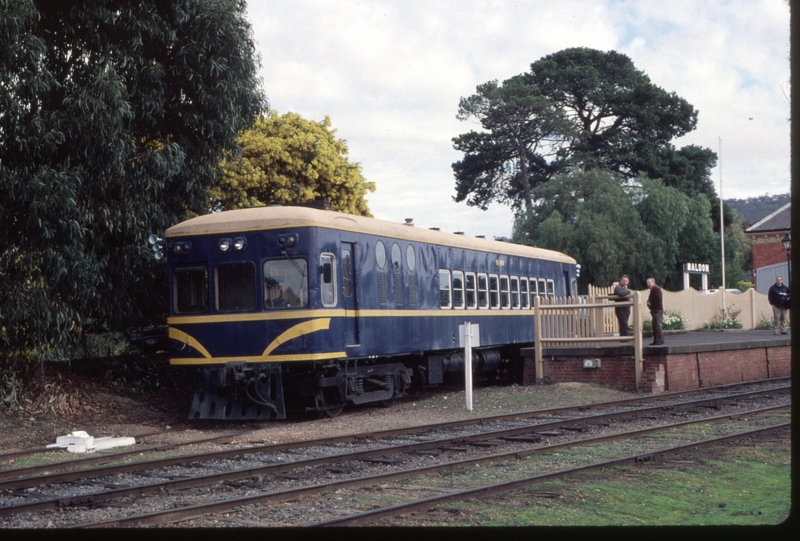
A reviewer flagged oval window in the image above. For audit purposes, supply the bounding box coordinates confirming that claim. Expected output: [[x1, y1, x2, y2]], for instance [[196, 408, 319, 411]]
[[375, 240, 386, 269], [406, 245, 416, 271], [391, 243, 402, 271]]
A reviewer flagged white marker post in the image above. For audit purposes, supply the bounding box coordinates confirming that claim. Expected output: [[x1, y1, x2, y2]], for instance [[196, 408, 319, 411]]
[[459, 323, 480, 412]]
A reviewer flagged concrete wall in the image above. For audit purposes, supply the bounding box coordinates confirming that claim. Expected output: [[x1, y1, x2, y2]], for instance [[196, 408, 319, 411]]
[[632, 287, 778, 330], [590, 284, 782, 331]]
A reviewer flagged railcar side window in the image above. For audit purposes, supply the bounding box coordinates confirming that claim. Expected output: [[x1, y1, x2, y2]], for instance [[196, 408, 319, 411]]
[[539, 279, 547, 298], [439, 269, 451, 308], [452, 271, 465, 309], [477, 273, 488, 308], [520, 278, 529, 309], [341, 250, 353, 298], [376, 241, 388, 304], [407, 246, 418, 306], [392, 243, 402, 305], [263, 258, 308, 309], [375, 241, 386, 268], [511, 277, 520, 308], [500, 276, 510, 308], [173, 265, 208, 314], [406, 245, 416, 271], [571, 278, 578, 298], [489, 274, 500, 309], [465, 272, 477, 309], [320, 253, 337, 307], [546, 279, 555, 298], [216, 261, 256, 312]]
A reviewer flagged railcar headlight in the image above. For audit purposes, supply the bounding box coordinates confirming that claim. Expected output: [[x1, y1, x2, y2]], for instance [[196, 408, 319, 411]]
[[277, 233, 298, 247], [233, 237, 247, 251], [219, 238, 232, 252], [172, 241, 191, 255]]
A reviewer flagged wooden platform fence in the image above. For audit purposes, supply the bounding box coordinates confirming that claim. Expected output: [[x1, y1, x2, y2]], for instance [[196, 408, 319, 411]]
[[533, 292, 645, 387]]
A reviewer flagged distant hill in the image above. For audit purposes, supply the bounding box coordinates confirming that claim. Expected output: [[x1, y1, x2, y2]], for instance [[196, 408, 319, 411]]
[[726, 193, 791, 226]]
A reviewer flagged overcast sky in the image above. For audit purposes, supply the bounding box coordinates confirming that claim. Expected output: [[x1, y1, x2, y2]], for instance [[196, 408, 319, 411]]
[[245, 0, 790, 239]]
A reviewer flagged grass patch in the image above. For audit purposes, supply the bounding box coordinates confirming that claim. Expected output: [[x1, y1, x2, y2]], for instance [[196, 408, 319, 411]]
[[432, 441, 790, 526]]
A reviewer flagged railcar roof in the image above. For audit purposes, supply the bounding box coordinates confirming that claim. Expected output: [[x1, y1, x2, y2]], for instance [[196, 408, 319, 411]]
[[165, 206, 576, 264]]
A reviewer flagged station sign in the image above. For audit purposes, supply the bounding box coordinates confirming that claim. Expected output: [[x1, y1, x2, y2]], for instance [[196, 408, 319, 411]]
[[683, 262, 710, 274]]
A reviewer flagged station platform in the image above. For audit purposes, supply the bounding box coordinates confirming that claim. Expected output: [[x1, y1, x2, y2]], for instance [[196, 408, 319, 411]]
[[519, 329, 791, 393]]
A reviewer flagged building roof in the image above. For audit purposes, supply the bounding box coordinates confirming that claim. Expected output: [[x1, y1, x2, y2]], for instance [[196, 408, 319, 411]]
[[745, 202, 791, 233], [165, 205, 577, 264]]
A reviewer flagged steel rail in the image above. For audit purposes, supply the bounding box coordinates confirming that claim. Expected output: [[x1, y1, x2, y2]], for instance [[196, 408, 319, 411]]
[[0, 380, 788, 491], [72, 406, 790, 528], [311, 422, 792, 527]]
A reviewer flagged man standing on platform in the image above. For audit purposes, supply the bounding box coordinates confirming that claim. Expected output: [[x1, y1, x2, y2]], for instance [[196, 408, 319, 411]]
[[646, 278, 664, 345], [768, 276, 790, 335], [613, 275, 633, 336]]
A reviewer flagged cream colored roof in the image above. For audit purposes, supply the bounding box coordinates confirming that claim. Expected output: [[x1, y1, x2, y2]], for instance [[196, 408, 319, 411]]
[[166, 206, 576, 264]]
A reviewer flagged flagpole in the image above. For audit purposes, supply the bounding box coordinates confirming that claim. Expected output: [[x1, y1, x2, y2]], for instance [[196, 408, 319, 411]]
[[719, 137, 726, 315]]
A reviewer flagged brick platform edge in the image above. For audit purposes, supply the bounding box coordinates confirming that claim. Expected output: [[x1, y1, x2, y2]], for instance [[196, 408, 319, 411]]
[[521, 344, 791, 393]]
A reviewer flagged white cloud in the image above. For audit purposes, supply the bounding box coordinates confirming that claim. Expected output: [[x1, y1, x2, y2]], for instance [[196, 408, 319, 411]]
[[247, 0, 790, 237]]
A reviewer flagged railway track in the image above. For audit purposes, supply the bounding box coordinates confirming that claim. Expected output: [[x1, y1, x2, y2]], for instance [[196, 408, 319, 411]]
[[0, 378, 790, 528], [0, 376, 788, 480]]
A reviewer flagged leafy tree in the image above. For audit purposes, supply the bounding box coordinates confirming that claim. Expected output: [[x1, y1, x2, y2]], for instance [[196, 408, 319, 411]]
[[209, 111, 375, 216], [513, 169, 724, 291], [513, 169, 661, 289], [636, 177, 717, 290], [528, 47, 715, 192], [0, 0, 265, 360], [452, 75, 570, 212], [453, 47, 718, 211]]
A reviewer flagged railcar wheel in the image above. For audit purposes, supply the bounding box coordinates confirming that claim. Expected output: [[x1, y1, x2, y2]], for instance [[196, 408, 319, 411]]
[[314, 388, 345, 418], [377, 398, 395, 408]]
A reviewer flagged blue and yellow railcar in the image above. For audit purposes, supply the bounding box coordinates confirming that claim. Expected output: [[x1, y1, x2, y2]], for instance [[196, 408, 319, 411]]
[[164, 204, 577, 419]]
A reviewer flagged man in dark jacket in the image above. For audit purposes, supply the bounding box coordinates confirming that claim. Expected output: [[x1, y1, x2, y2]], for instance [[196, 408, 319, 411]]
[[646, 278, 664, 345], [613, 275, 633, 336], [768, 276, 790, 334]]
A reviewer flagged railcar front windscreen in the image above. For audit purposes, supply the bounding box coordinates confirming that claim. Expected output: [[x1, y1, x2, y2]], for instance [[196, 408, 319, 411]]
[[215, 261, 256, 312], [263, 258, 308, 309], [173, 265, 208, 314]]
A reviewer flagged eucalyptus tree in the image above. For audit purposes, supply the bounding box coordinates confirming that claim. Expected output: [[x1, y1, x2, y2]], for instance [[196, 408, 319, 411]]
[[0, 0, 265, 359]]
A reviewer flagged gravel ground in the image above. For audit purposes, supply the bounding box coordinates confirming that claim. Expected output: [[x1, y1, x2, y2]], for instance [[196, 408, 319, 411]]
[[0, 362, 640, 453], [0, 375, 789, 528]]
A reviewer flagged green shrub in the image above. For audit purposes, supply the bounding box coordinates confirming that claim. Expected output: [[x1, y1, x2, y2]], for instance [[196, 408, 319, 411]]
[[643, 310, 686, 332], [702, 307, 743, 330], [757, 319, 775, 330], [736, 280, 754, 292]]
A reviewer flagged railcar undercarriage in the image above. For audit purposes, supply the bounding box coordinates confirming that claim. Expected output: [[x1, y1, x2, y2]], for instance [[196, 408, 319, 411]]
[[187, 347, 512, 420]]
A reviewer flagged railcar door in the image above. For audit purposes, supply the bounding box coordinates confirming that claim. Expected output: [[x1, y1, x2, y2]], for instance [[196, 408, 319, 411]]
[[341, 243, 360, 346]]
